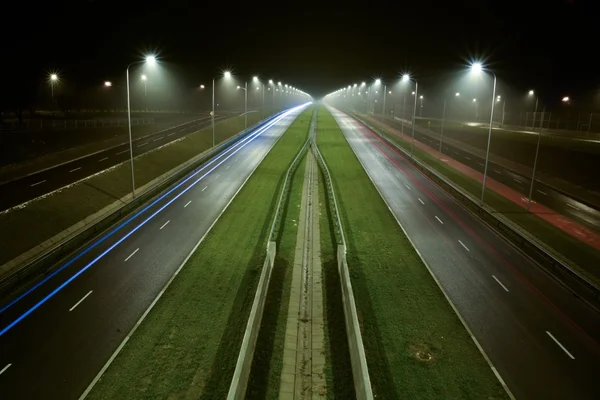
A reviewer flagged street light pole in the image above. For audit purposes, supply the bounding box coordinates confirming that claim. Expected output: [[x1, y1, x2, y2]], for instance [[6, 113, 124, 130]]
[[126, 64, 136, 198], [245, 81, 248, 129], [382, 84, 387, 122], [440, 99, 447, 156], [480, 72, 497, 204], [212, 78, 215, 147], [411, 81, 418, 157]]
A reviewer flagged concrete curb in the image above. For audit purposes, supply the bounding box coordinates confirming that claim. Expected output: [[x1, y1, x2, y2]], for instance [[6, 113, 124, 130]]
[[312, 108, 374, 400], [227, 106, 312, 400], [355, 114, 600, 310]]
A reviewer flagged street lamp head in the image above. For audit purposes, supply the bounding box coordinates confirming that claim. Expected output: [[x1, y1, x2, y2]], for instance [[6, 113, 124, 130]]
[[455, 92, 460, 97], [472, 98, 477, 102], [252, 76, 258, 82], [145, 55, 156, 66], [562, 96, 570, 102], [200, 84, 205, 89], [141, 74, 147, 81], [278, 81, 282, 86], [361, 82, 366, 86], [268, 79, 273, 84], [236, 85, 241, 89], [224, 71, 232, 79], [411, 91, 415, 95], [401, 74, 410, 82], [353, 83, 357, 87], [104, 81, 112, 87], [419, 95, 423, 99], [388, 91, 392, 94], [375, 78, 381, 85], [50, 73, 58, 82], [470, 62, 483, 74], [528, 90, 534, 96]]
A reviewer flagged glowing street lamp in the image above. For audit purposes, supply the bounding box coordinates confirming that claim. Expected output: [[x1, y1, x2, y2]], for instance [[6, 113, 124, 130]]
[[469, 60, 497, 204], [401, 73, 419, 156], [126, 54, 157, 198], [440, 91, 461, 155], [526, 89, 543, 212], [104, 81, 112, 87], [212, 70, 233, 146], [562, 96, 570, 103], [199, 84, 205, 89], [48, 73, 59, 99]]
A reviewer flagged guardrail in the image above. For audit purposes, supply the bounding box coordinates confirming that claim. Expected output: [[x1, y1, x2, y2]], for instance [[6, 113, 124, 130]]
[[0, 110, 292, 299], [354, 115, 600, 308], [227, 109, 314, 399], [311, 126, 374, 400]]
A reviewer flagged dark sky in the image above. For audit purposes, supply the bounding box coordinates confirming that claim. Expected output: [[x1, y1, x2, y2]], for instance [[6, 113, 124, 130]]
[[2, 0, 598, 101]]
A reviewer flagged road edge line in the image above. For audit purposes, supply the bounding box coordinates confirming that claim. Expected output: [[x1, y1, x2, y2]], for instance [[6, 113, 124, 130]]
[[330, 107, 516, 400], [78, 107, 306, 400]]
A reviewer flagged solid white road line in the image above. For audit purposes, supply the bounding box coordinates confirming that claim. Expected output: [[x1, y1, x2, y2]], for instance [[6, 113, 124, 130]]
[[494, 169, 502, 174], [404, 184, 411, 190], [116, 150, 129, 155], [513, 178, 522, 184], [124, 248, 139, 262], [30, 180, 46, 187], [435, 216, 444, 225], [465, 156, 471, 160], [69, 290, 93, 312], [98, 157, 108, 162], [202, 186, 208, 192], [167, 132, 176, 136], [537, 190, 547, 195], [153, 137, 163, 141], [566, 203, 579, 211], [159, 220, 170, 230], [137, 142, 148, 148], [0, 363, 11, 376], [69, 167, 81, 173], [546, 331, 575, 359], [418, 198, 425, 205], [458, 240, 470, 252], [492, 275, 509, 292], [184, 200, 192, 208]]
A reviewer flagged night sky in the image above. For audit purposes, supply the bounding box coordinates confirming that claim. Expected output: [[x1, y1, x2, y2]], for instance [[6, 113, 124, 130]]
[[2, 0, 598, 103]]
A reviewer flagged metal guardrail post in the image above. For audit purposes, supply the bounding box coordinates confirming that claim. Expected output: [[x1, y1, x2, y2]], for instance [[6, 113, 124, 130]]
[[227, 107, 314, 399], [311, 111, 374, 400]]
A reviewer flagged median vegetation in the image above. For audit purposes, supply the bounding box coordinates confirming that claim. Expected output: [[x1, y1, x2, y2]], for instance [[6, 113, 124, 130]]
[[0, 113, 262, 268], [317, 106, 508, 399], [86, 107, 313, 400]]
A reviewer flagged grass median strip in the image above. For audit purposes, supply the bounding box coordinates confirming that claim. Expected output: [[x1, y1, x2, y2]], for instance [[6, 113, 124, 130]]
[[362, 116, 600, 287], [317, 106, 508, 399], [85, 107, 312, 400], [0, 113, 263, 267]]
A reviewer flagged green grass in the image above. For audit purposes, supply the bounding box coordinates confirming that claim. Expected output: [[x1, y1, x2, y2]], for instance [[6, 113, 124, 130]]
[[0, 113, 263, 267], [245, 153, 307, 399], [86, 107, 313, 400], [363, 116, 600, 288], [317, 106, 508, 400]]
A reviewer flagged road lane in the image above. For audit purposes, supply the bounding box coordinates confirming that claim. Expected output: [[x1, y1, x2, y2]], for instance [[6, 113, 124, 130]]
[[0, 105, 308, 399], [380, 117, 600, 233], [332, 108, 600, 400], [0, 115, 231, 212]]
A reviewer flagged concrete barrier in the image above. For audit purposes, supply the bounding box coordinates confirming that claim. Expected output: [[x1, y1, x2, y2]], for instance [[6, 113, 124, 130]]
[[0, 112, 289, 298], [355, 116, 600, 309], [312, 118, 374, 399], [227, 109, 313, 399]]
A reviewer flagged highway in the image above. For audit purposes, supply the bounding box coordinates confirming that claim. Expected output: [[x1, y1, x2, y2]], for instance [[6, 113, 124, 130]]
[[383, 117, 600, 233], [0, 105, 307, 400], [0, 114, 231, 212], [331, 108, 600, 400]]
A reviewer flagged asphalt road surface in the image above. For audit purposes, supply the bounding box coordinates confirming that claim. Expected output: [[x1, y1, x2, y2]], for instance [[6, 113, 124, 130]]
[[385, 118, 600, 233], [0, 105, 307, 400], [0, 114, 230, 212], [332, 108, 600, 400]]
